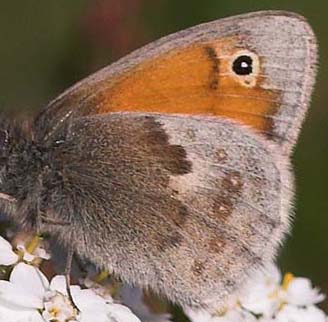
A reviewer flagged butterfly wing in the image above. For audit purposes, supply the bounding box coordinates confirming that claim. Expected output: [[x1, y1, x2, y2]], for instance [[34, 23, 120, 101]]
[[34, 11, 317, 154], [49, 112, 292, 310]]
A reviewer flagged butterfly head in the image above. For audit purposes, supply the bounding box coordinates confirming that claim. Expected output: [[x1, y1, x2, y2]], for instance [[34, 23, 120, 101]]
[[0, 117, 38, 223]]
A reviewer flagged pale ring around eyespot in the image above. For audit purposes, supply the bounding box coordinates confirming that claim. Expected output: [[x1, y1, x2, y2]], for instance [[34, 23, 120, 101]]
[[230, 50, 260, 88]]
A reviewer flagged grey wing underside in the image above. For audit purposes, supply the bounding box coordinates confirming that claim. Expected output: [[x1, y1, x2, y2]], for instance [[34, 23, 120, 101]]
[[60, 112, 292, 309]]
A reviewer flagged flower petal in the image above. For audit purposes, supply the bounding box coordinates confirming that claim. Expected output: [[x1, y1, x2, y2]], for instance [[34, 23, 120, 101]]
[[77, 311, 109, 322], [275, 304, 327, 322], [107, 304, 141, 322], [240, 282, 279, 316], [43, 291, 76, 322], [0, 303, 44, 322], [285, 277, 325, 306], [0, 236, 18, 266], [49, 275, 67, 295], [72, 287, 107, 312], [10, 263, 49, 299], [0, 280, 43, 309], [16, 310, 45, 322], [34, 247, 51, 260]]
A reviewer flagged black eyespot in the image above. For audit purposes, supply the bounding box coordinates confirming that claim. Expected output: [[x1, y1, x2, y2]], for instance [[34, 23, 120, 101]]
[[232, 55, 253, 76], [0, 130, 8, 150]]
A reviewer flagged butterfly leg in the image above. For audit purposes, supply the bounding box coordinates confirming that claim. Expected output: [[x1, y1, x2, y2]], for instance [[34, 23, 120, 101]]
[[39, 212, 79, 311], [65, 244, 80, 313], [40, 213, 80, 312], [34, 167, 80, 311]]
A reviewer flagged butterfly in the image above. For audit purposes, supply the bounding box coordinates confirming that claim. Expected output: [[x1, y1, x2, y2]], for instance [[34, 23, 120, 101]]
[[0, 10, 317, 312]]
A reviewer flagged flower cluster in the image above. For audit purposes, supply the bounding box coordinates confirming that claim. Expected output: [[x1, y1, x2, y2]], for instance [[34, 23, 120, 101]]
[[186, 265, 328, 322], [0, 235, 141, 322]]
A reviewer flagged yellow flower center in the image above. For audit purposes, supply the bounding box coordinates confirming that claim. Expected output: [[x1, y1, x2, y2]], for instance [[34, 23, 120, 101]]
[[95, 270, 109, 283], [26, 235, 42, 254], [282, 273, 294, 291]]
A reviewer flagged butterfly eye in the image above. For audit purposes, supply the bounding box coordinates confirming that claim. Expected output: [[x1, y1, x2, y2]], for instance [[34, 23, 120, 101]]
[[232, 55, 253, 75], [0, 130, 9, 150]]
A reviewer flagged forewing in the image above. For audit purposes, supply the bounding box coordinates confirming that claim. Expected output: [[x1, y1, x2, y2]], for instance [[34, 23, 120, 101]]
[[54, 112, 292, 309], [34, 11, 317, 153]]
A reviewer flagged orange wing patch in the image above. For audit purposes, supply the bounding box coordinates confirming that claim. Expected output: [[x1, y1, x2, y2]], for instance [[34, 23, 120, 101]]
[[95, 38, 279, 135]]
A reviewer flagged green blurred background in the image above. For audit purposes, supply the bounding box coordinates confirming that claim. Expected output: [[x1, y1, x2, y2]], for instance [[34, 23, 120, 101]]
[[0, 0, 327, 320]]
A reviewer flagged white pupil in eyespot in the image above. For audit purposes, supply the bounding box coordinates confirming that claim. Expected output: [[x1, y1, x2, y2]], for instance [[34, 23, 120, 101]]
[[232, 55, 253, 76]]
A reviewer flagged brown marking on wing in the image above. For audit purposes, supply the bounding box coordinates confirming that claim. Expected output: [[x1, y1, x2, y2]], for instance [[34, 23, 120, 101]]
[[191, 260, 206, 276], [211, 171, 244, 222], [208, 236, 226, 254], [213, 196, 234, 221], [143, 117, 192, 175], [136, 117, 191, 251], [222, 171, 244, 194], [204, 45, 220, 90], [92, 38, 280, 136], [72, 115, 192, 253]]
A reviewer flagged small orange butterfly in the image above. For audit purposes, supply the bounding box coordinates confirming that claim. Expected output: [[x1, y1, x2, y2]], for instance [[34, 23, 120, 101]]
[[0, 10, 317, 312]]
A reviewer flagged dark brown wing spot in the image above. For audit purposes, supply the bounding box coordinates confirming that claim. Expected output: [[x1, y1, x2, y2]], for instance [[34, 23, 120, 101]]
[[222, 171, 243, 194], [211, 171, 243, 221], [208, 236, 226, 253], [192, 260, 206, 276], [143, 116, 192, 175], [213, 196, 233, 221], [204, 46, 220, 90]]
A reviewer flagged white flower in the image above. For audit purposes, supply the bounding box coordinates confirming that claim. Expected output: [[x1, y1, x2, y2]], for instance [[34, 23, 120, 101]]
[[0, 235, 19, 266], [283, 276, 325, 306], [239, 264, 326, 318], [42, 290, 77, 321], [0, 263, 141, 322], [15, 234, 51, 263], [49, 276, 113, 322], [239, 264, 282, 317], [273, 304, 328, 322], [187, 264, 328, 322], [16, 242, 50, 263], [0, 235, 50, 267], [46, 276, 141, 322], [0, 262, 48, 309], [107, 303, 141, 322], [0, 263, 45, 322]]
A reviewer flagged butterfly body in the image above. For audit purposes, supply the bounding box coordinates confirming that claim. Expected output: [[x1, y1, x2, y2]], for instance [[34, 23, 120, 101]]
[[0, 11, 317, 312]]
